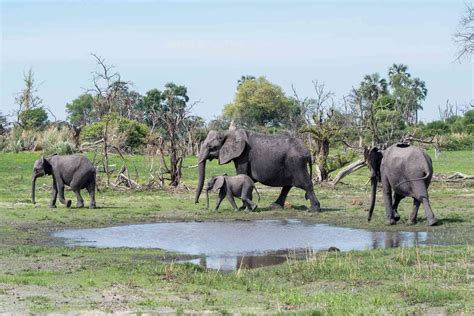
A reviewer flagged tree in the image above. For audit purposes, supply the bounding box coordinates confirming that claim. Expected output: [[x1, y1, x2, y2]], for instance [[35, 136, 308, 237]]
[[14, 69, 49, 129], [300, 81, 351, 181], [139, 83, 195, 186], [0, 111, 9, 135], [237, 75, 256, 87], [388, 64, 427, 125], [454, 2, 474, 61], [350, 73, 388, 144], [223, 76, 300, 130], [18, 107, 48, 129], [88, 54, 140, 120], [66, 94, 94, 127], [134, 89, 162, 132]]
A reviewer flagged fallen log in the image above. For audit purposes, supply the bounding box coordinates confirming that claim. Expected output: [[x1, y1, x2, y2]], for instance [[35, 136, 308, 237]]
[[331, 158, 366, 185]]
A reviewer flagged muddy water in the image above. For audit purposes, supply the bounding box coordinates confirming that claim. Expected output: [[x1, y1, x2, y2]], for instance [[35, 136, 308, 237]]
[[52, 219, 457, 271]]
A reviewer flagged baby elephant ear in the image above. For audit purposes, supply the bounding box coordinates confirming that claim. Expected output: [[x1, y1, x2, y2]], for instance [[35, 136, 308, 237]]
[[42, 156, 53, 174], [212, 177, 225, 192]]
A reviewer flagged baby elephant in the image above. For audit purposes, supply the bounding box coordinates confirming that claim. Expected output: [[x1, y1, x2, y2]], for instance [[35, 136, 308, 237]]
[[32, 154, 97, 208], [206, 174, 260, 211]]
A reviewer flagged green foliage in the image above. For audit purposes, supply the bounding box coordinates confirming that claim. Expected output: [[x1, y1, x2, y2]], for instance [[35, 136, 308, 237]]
[[439, 134, 474, 151], [81, 114, 149, 150], [223, 76, 300, 129], [422, 120, 450, 136], [65, 94, 94, 127], [18, 107, 48, 129]]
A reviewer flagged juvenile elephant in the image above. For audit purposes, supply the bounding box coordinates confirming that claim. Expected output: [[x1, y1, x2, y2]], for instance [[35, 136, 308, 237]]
[[195, 129, 320, 212], [206, 174, 261, 211], [32, 154, 96, 208], [366, 143, 437, 226]]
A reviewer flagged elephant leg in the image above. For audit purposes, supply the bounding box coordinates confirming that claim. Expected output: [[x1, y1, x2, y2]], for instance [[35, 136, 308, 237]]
[[215, 189, 226, 211], [407, 199, 421, 225], [72, 187, 84, 208], [305, 188, 321, 213], [225, 191, 239, 211], [87, 182, 96, 209], [294, 169, 321, 212], [55, 177, 71, 208], [272, 186, 292, 208], [420, 197, 437, 226], [242, 192, 257, 211], [49, 181, 58, 208], [382, 177, 396, 225], [392, 193, 405, 222]]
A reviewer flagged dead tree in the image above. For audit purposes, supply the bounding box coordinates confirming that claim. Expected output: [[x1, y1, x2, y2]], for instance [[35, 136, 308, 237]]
[[454, 2, 474, 62]]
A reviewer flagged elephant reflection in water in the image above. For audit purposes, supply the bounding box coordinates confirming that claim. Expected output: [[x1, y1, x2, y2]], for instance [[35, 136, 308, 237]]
[[371, 231, 425, 249]]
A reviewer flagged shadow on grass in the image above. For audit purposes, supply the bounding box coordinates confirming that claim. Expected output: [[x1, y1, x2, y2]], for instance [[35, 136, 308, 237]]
[[436, 217, 465, 224]]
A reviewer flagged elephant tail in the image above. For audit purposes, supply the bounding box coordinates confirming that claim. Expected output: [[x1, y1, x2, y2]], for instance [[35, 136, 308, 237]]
[[394, 167, 430, 189], [308, 156, 313, 182], [254, 186, 261, 203]]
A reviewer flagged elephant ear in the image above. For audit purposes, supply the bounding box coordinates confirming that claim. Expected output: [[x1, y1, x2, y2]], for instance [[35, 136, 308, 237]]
[[219, 129, 247, 165], [42, 156, 53, 175], [367, 147, 383, 181], [212, 177, 225, 192]]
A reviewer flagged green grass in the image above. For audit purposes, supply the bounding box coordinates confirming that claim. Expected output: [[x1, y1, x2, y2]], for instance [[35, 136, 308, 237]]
[[0, 151, 473, 313]]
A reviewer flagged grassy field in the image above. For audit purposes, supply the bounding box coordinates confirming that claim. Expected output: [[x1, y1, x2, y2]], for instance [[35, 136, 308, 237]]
[[0, 150, 473, 314]]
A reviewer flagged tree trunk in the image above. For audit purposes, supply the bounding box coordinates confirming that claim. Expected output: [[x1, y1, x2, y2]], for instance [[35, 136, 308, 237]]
[[331, 159, 366, 185]]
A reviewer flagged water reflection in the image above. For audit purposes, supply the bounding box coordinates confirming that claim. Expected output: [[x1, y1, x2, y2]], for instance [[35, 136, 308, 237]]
[[53, 219, 443, 271]]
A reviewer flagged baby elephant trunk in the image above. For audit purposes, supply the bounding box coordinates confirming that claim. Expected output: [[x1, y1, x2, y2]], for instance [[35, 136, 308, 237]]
[[205, 188, 210, 209]]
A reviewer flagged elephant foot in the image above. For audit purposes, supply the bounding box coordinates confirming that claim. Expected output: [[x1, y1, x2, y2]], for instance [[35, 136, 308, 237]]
[[309, 201, 321, 213], [238, 206, 246, 211], [251, 204, 258, 212], [394, 213, 401, 222], [49, 204, 57, 209], [428, 218, 438, 226], [406, 219, 417, 225], [66, 200, 72, 208], [386, 218, 396, 225], [270, 202, 284, 209], [89, 204, 96, 209], [77, 203, 84, 209]]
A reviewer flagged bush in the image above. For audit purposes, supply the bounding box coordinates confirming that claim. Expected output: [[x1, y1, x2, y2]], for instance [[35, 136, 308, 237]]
[[1, 124, 77, 153], [18, 107, 49, 129], [439, 134, 474, 151], [81, 114, 149, 151]]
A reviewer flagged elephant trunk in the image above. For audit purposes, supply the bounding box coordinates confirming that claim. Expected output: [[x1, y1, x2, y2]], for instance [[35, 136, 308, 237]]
[[195, 148, 209, 203], [31, 175, 38, 204], [367, 176, 377, 221]]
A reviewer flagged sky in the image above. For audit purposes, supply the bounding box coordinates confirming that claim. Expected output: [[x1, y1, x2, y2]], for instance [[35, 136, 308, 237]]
[[1, 0, 473, 123]]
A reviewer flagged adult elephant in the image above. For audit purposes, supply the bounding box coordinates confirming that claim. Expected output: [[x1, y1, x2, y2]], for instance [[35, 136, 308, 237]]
[[194, 129, 321, 212], [366, 143, 437, 226]]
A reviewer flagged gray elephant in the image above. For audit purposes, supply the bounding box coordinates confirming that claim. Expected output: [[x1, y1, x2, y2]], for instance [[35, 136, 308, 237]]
[[206, 174, 261, 211], [366, 143, 437, 226], [195, 129, 320, 212], [32, 154, 96, 208]]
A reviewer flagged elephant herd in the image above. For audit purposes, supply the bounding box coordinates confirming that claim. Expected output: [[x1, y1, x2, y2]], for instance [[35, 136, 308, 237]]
[[31, 128, 438, 226]]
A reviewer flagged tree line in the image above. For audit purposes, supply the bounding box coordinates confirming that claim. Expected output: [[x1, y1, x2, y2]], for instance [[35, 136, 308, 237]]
[[0, 57, 472, 187]]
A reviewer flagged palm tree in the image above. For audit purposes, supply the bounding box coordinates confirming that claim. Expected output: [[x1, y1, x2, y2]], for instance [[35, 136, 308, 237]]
[[411, 78, 428, 124], [360, 73, 388, 103]]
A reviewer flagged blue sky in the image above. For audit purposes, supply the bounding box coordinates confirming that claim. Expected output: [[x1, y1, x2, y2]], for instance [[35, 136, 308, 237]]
[[1, 0, 473, 122]]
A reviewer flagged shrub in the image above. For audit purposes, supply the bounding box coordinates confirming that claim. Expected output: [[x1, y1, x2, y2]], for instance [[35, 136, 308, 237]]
[[439, 134, 474, 151], [81, 114, 149, 151], [18, 107, 49, 129], [38, 125, 76, 153]]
